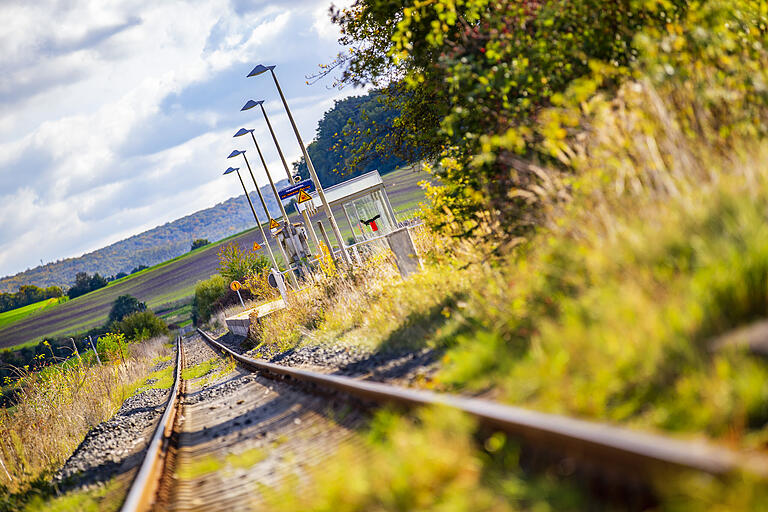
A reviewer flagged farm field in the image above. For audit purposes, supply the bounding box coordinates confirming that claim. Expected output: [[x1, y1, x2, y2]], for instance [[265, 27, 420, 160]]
[[0, 297, 68, 330], [0, 165, 429, 350]]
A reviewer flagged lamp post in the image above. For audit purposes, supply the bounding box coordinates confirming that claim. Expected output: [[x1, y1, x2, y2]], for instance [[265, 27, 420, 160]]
[[222, 167, 278, 271], [246, 64, 351, 265], [240, 101, 320, 252], [228, 149, 301, 280]]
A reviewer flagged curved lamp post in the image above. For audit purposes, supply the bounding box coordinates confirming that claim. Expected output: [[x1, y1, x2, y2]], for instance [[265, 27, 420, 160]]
[[245, 64, 351, 265], [228, 149, 300, 279], [222, 167, 278, 270], [240, 101, 320, 252]]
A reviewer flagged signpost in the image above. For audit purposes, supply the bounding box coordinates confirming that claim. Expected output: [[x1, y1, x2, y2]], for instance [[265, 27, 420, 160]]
[[230, 281, 245, 308], [297, 189, 312, 204], [277, 179, 314, 200]]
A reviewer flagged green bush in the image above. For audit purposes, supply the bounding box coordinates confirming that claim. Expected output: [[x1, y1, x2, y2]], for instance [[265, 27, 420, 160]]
[[192, 275, 230, 324], [108, 294, 146, 324], [217, 243, 269, 283], [113, 311, 168, 341], [96, 332, 128, 362]]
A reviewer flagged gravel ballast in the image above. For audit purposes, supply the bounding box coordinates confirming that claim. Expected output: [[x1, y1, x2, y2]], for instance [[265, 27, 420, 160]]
[[54, 378, 172, 491]]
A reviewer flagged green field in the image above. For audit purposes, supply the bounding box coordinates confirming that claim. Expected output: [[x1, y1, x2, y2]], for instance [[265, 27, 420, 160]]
[[0, 166, 429, 350], [0, 297, 68, 330]]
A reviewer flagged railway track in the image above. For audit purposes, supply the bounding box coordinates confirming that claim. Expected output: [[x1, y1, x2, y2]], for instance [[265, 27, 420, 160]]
[[119, 329, 768, 511]]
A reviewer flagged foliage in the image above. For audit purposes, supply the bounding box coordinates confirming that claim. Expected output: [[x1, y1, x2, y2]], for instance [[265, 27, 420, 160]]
[[190, 238, 209, 251], [216, 242, 269, 283], [0, 285, 62, 314], [107, 295, 146, 324], [192, 275, 230, 324], [66, 272, 108, 299], [96, 332, 128, 362], [0, 336, 170, 499], [265, 406, 588, 511], [112, 311, 168, 342], [292, 90, 410, 185], [326, 0, 687, 236]]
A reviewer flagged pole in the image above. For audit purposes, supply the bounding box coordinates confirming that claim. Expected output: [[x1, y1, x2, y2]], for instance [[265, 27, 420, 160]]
[[268, 69, 351, 265], [235, 289, 245, 308], [241, 148, 303, 269], [316, 221, 338, 264], [88, 335, 101, 365], [255, 103, 321, 250], [233, 169, 279, 271], [255, 105, 320, 254], [70, 337, 82, 366]]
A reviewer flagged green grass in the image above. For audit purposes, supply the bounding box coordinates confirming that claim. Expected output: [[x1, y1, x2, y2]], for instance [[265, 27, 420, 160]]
[[176, 455, 222, 480], [0, 297, 67, 329], [181, 358, 220, 381], [225, 447, 266, 469]]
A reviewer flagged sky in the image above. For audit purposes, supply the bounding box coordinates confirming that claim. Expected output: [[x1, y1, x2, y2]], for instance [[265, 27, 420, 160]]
[[0, 0, 359, 278]]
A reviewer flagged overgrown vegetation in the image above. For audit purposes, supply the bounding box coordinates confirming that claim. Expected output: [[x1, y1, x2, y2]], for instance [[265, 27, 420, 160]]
[[0, 336, 171, 500], [247, 0, 768, 508]]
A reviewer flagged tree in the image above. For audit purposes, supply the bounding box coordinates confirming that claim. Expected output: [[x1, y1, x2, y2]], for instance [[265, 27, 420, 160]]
[[108, 295, 146, 324], [322, 0, 687, 236], [67, 272, 108, 299], [191, 239, 209, 251], [292, 90, 411, 186]]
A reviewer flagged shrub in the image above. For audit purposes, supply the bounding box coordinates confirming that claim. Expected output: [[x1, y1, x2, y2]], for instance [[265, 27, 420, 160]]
[[192, 275, 230, 324], [96, 332, 128, 362], [114, 311, 168, 341], [108, 294, 146, 324], [217, 242, 269, 283], [191, 238, 209, 251]]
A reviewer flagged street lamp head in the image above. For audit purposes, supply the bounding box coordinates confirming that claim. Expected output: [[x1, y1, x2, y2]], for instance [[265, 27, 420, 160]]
[[241, 99, 264, 111], [247, 64, 276, 77], [227, 150, 245, 159], [223, 167, 239, 175], [234, 128, 254, 137]]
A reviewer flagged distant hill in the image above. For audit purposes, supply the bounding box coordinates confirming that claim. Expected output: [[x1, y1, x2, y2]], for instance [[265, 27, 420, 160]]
[[0, 180, 289, 293]]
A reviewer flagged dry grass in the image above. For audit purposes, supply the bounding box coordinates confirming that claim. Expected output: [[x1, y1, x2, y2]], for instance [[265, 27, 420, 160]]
[[0, 336, 171, 492]]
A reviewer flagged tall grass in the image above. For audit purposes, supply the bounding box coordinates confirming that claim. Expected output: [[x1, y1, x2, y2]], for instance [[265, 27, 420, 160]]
[[0, 337, 171, 493]]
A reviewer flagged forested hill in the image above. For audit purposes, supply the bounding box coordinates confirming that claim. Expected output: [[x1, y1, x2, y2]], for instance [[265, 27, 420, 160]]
[[293, 89, 412, 187], [0, 181, 288, 292]]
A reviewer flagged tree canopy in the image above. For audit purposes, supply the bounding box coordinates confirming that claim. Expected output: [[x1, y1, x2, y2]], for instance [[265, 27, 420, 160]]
[[292, 90, 413, 187], [321, 0, 688, 236]]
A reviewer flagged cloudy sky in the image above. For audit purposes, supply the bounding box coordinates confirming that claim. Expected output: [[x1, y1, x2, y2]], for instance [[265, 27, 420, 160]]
[[0, 0, 358, 278]]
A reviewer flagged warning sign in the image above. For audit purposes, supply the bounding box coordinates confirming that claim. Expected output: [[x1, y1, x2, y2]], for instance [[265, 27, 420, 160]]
[[269, 218, 280, 229], [297, 189, 312, 204], [230, 281, 242, 292], [252, 241, 262, 251]]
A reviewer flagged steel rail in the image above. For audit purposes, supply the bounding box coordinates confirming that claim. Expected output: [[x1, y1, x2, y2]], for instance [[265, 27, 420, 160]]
[[121, 336, 184, 512], [198, 328, 767, 480]]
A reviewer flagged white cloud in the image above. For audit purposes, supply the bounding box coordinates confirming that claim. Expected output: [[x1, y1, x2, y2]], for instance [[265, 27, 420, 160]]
[[0, 0, 359, 278]]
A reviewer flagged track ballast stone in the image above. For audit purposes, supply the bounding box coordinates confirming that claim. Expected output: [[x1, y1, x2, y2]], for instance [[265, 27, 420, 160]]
[[54, 386, 170, 491], [214, 331, 440, 385]]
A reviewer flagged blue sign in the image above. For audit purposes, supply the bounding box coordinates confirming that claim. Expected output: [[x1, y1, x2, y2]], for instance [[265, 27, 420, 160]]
[[278, 179, 315, 200]]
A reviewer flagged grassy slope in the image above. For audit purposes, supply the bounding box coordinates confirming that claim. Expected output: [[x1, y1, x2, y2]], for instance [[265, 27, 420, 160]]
[[0, 297, 67, 329], [0, 166, 428, 350]]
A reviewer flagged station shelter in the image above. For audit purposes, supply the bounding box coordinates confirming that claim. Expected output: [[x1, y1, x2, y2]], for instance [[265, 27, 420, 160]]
[[297, 170, 398, 244]]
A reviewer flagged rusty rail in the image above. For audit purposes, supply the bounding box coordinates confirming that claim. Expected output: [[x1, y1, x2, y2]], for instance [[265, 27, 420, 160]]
[[198, 328, 767, 480], [121, 336, 184, 512]]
